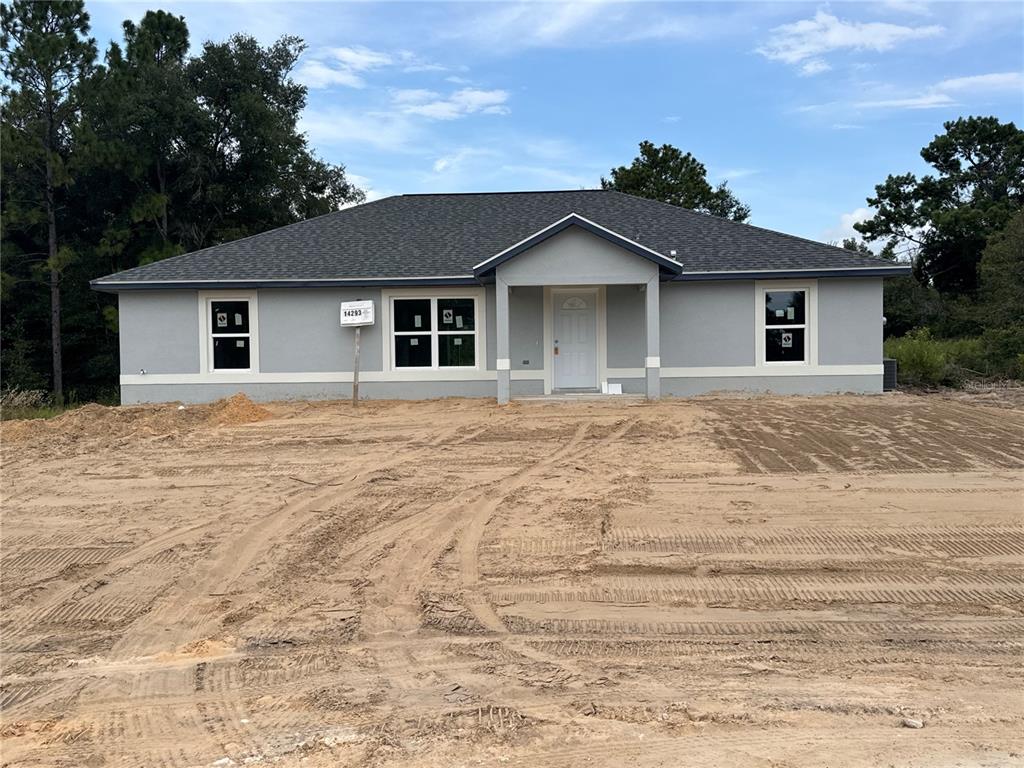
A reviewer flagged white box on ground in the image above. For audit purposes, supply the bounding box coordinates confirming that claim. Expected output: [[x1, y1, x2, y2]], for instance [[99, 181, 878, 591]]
[[340, 300, 375, 327]]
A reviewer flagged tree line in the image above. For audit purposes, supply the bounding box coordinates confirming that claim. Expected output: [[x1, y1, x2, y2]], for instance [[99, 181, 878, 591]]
[[1, 1, 363, 402]]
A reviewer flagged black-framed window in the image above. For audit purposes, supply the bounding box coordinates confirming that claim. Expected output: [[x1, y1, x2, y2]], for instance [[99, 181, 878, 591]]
[[392, 297, 477, 368], [763, 290, 807, 363], [210, 300, 251, 370]]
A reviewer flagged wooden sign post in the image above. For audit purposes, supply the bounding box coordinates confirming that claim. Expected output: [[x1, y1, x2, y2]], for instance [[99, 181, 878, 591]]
[[340, 300, 375, 409]]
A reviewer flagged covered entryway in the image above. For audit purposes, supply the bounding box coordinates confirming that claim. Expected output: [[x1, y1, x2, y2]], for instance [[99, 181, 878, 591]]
[[474, 213, 683, 404], [553, 290, 598, 390]]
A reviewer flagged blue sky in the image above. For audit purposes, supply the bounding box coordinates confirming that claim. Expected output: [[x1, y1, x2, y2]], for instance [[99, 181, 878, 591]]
[[86, 1, 1023, 244]]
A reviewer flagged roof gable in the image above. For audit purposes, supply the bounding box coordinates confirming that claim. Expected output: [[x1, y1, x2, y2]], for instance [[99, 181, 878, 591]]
[[472, 213, 683, 278]]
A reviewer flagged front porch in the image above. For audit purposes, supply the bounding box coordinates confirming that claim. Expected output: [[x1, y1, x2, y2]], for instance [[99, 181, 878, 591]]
[[471, 212, 682, 404], [494, 278, 663, 404]]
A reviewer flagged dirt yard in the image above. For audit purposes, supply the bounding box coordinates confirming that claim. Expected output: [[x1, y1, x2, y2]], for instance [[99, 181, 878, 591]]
[[2, 392, 1023, 767]]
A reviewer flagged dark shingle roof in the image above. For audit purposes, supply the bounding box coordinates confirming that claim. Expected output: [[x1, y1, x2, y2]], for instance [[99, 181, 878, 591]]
[[92, 190, 906, 288]]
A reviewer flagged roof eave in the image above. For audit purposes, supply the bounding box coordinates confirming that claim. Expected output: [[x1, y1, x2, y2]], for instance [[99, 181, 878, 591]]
[[89, 275, 482, 293], [675, 265, 912, 281]]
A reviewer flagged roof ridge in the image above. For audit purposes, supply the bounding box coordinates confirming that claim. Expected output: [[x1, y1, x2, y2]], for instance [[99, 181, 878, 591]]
[[400, 189, 601, 197]]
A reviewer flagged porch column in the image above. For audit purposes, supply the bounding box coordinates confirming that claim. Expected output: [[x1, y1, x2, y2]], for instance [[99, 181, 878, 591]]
[[644, 276, 660, 400], [496, 277, 511, 404]]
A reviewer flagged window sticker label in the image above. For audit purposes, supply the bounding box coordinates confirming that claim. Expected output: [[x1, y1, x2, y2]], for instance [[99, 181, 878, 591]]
[[410, 338, 419, 346], [781, 332, 793, 348], [217, 312, 228, 328], [236, 339, 245, 348], [775, 309, 785, 318], [414, 315, 422, 328], [786, 307, 795, 320], [454, 338, 462, 345], [442, 309, 454, 324], [455, 316, 463, 328], [235, 313, 243, 326]]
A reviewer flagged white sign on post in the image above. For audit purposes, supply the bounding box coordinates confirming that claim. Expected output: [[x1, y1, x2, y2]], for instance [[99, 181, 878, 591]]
[[340, 300, 374, 327], [340, 301, 375, 408]]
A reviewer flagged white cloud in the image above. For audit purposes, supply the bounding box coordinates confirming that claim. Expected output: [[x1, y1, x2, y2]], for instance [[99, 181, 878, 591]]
[[757, 10, 943, 73], [663, 115, 681, 123], [329, 46, 393, 71], [432, 147, 498, 174], [299, 109, 419, 151], [854, 93, 955, 110], [825, 207, 874, 243], [439, 1, 753, 50], [800, 58, 832, 77], [798, 70, 1022, 115], [343, 174, 392, 204], [295, 46, 446, 90], [936, 71, 1024, 92], [294, 60, 367, 89], [391, 88, 441, 104], [400, 88, 510, 120], [716, 168, 760, 180]]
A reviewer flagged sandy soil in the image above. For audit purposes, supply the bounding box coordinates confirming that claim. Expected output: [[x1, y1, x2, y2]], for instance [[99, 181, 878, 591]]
[[1, 392, 1022, 767]]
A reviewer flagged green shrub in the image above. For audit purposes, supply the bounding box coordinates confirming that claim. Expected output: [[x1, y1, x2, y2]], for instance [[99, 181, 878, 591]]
[[885, 326, 1024, 387], [885, 330, 948, 386], [977, 325, 1024, 378]]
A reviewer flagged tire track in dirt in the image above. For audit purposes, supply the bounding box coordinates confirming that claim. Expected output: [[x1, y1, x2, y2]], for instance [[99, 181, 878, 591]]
[[490, 573, 1024, 608], [501, 730, 1011, 768], [604, 526, 1024, 557], [107, 424, 475, 658], [358, 419, 601, 637], [458, 417, 646, 633], [457, 422, 593, 633], [525, 636, 1024, 658], [500, 615, 1024, 639], [706, 399, 1024, 474]]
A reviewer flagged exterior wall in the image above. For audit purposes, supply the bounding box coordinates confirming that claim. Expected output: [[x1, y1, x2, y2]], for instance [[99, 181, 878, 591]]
[[818, 278, 883, 365], [660, 281, 755, 367], [510, 286, 544, 370], [119, 291, 200, 374], [483, 284, 543, 371], [606, 284, 645, 368], [496, 227, 658, 286], [116, 271, 885, 404], [259, 289, 383, 373]]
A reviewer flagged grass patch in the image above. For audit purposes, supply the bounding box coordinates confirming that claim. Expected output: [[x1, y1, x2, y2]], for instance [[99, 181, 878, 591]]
[[0, 388, 118, 421]]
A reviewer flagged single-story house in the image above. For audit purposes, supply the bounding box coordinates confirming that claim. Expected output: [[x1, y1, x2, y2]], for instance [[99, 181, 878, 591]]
[[91, 190, 910, 404]]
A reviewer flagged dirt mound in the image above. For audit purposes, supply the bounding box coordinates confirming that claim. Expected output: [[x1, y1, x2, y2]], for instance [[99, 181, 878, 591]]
[[206, 393, 272, 426], [1, 393, 271, 453], [4, 402, 201, 441]]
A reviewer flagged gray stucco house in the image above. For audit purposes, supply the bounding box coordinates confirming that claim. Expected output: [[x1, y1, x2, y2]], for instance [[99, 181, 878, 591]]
[[91, 190, 910, 404]]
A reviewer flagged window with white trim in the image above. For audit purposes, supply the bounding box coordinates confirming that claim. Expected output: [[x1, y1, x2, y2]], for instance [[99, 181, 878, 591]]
[[763, 289, 807, 363], [209, 299, 252, 370], [392, 297, 477, 368]]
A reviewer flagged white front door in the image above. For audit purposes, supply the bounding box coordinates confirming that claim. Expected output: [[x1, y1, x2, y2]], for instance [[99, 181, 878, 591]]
[[553, 291, 597, 389]]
